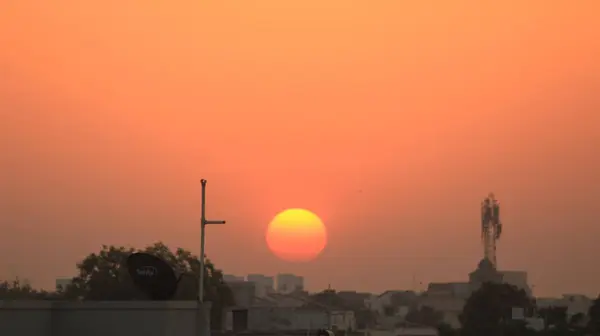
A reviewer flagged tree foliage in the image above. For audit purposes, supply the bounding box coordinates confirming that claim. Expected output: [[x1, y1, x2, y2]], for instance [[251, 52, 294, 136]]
[[0, 243, 233, 329], [460, 282, 535, 336], [0, 278, 54, 300], [404, 305, 444, 327], [538, 306, 568, 332], [4, 248, 600, 335], [61, 242, 233, 329], [588, 295, 600, 334]]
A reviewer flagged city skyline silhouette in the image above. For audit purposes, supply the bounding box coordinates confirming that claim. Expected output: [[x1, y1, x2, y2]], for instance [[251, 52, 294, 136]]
[[2, 1, 600, 297]]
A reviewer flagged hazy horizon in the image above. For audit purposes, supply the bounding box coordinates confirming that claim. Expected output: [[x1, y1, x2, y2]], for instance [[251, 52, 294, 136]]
[[2, 1, 599, 297]]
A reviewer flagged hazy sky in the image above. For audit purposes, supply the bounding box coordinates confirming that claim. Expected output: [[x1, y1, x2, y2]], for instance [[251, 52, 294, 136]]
[[2, 1, 599, 297]]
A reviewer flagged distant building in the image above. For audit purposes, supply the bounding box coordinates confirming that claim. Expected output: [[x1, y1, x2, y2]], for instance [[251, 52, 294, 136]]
[[228, 281, 256, 307], [414, 259, 505, 329], [55, 278, 71, 291], [468, 258, 502, 291], [247, 274, 274, 298], [419, 283, 468, 328], [365, 290, 419, 330], [365, 290, 418, 316], [499, 270, 531, 295], [425, 283, 470, 299], [257, 292, 307, 308], [276, 273, 304, 294], [337, 291, 371, 308], [224, 300, 356, 332], [223, 274, 245, 283], [224, 306, 329, 332], [537, 294, 593, 318], [562, 294, 593, 319], [330, 310, 357, 331]]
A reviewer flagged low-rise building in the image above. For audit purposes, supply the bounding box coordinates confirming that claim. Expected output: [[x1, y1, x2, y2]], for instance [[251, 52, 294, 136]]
[[364, 290, 418, 330], [330, 310, 356, 331], [277, 273, 304, 294], [224, 306, 329, 331], [224, 306, 356, 332], [418, 283, 468, 328], [537, 294, 593, 318], [259, 292, 306, 308], [228, 281, 257, 307], [247, 274, 275, 298], [499, 271, 531, 296], [223, 274, 245, 283], [365, 291, 418, 316], [224, 290, 357, 332]]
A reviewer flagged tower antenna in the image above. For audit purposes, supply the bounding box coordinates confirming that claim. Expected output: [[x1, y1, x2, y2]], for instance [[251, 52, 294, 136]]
[[480, 192, 502, 268]]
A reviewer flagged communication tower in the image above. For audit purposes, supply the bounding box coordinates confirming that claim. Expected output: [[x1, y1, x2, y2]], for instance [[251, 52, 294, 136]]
[[480, 193, 502, 268]]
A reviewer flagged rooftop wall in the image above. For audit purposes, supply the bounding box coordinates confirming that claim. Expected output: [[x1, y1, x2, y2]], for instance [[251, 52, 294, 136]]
[[0, 300, 211, 336]]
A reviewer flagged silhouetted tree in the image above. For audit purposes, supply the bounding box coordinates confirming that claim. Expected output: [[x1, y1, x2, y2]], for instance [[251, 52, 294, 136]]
[[535, 306, 589, 335], [63, 242, 234, 329], [437, 322, 460, 336], [569, 312, 585, 326], [460, 282, 535, 336], [0, 278, 51, 300], [538, 306, 568, 333], [404, 305, 444, 327], [588, 295, 600, 335]]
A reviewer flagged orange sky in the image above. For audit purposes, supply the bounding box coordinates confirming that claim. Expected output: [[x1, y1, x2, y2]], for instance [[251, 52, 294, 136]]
[[1, 1, 599, 297]]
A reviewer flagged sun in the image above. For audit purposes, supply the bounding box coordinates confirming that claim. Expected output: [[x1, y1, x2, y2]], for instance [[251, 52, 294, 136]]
[[266, 208, 327, 262]]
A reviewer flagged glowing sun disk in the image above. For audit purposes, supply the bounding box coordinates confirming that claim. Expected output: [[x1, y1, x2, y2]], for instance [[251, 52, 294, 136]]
[[266, 208, 327, 262]]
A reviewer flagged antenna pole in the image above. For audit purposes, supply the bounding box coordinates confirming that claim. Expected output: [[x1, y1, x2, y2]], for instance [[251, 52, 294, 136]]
[[481, 192, 501, 268], [199, 179, 226, 303]]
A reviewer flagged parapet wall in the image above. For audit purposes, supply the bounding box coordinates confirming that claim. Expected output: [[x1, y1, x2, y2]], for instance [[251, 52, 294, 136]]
[[0, 300, 211, 336]]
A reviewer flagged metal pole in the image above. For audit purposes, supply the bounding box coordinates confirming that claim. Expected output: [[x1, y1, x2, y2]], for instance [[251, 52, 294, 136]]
[[199, 179, 207, 303], [198, 179, 226, 304]]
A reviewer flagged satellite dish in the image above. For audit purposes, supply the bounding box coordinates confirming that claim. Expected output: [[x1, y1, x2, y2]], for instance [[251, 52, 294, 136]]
[[126, 252, 179, 300]]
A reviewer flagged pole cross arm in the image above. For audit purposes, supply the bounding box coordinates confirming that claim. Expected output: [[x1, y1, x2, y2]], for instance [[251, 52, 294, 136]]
[[204, 220, 226, 225]]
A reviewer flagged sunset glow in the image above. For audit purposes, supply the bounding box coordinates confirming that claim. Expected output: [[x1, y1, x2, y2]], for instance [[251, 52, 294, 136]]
[[2, 1, 600, 296]]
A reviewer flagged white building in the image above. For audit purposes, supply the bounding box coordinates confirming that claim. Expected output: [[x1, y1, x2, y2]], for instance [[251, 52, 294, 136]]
[[276, 273, 304, 294], [563, 294, 593, 317], [247, 274, 274, 298]]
